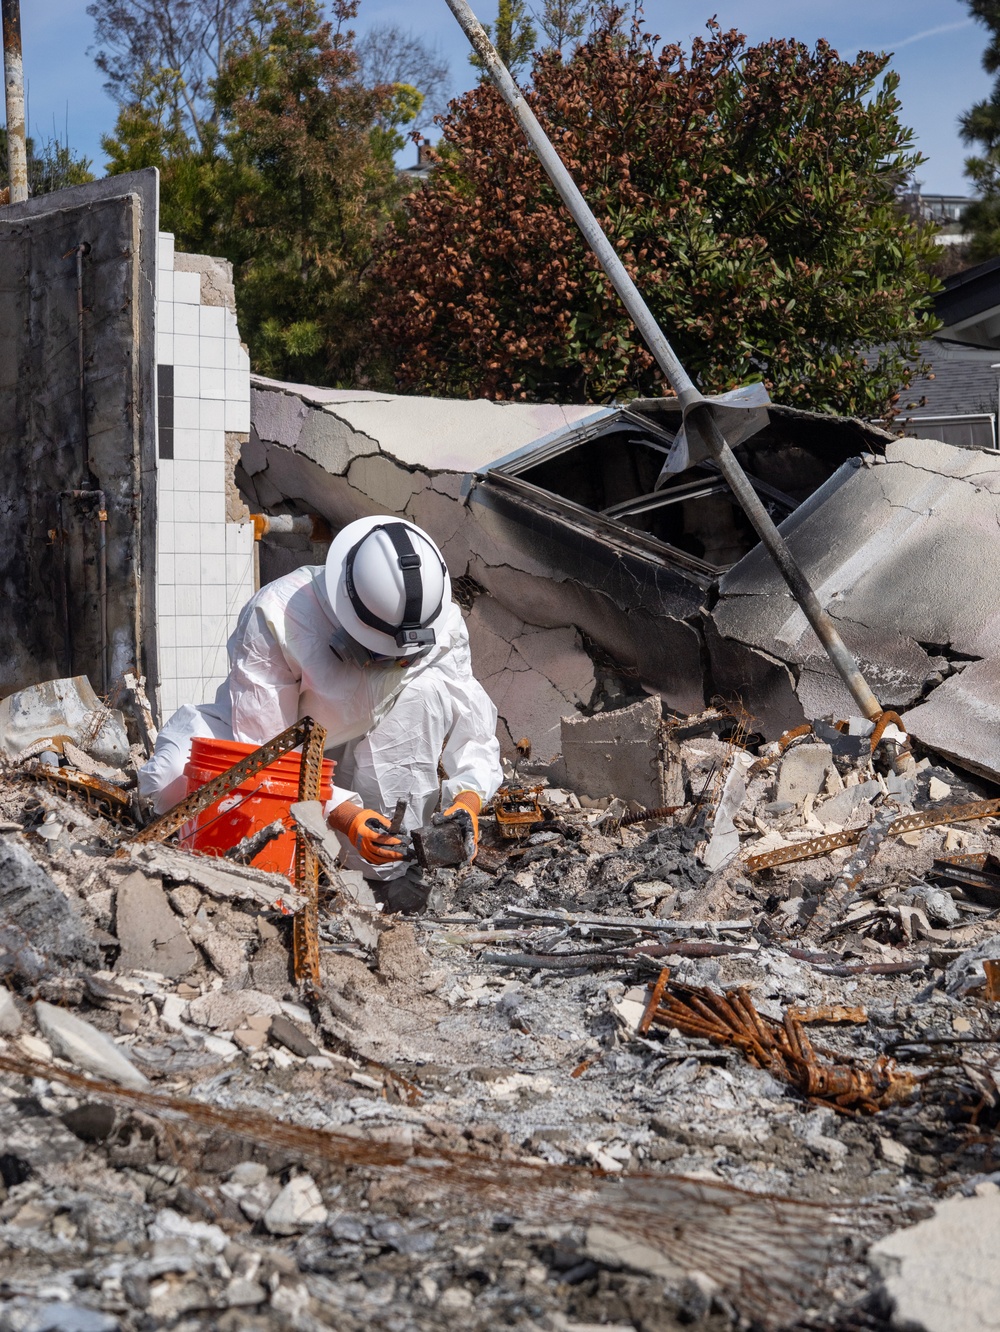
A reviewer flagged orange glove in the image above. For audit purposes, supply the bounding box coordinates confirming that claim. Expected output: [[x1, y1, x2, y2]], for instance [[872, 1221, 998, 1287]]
[[439, 790, 481, 861], [328, 801, 403, 866]]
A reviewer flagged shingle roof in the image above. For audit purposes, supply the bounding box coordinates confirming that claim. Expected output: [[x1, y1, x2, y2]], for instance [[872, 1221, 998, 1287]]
[[892, 341, 999, 420]]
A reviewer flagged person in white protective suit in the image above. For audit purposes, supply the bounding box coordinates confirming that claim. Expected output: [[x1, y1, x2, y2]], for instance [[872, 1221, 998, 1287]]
[[139, 516, 503, 905]]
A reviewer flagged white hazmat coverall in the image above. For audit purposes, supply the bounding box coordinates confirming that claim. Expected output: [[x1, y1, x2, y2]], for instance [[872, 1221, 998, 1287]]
[[139, 564, 503, 879]]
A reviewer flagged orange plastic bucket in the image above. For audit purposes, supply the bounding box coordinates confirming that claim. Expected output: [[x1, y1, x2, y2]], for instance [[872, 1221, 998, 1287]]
[[179, 737, 334, 878]]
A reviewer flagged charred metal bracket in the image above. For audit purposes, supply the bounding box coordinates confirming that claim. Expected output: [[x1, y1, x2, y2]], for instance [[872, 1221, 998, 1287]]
[[491, 785, 544, 840], [745, 795, 1000, 874], [126, 717, 328, 985]]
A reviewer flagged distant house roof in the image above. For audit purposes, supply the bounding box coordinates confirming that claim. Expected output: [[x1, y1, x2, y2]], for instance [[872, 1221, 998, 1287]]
[[935, 256, 1000, 346], [887, 339, 999, 451]]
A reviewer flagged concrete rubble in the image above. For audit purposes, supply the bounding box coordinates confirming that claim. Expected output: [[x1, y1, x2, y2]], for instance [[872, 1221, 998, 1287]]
[[3, 685, 1000, 1330]]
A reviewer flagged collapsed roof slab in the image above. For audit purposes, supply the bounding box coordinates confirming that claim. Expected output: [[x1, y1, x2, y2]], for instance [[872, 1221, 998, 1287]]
[[243, 378, 900, 761], [713, 436, 1000, 778]]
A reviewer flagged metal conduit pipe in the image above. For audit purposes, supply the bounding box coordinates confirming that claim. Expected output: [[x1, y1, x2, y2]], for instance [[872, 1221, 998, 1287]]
[[443, 0, 884, 723], [2, 0, 27, 204]]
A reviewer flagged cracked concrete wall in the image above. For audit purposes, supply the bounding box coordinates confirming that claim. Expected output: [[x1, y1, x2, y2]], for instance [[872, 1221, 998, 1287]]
[[713, 437, 1000, 779], [240, 379, 626, 760]]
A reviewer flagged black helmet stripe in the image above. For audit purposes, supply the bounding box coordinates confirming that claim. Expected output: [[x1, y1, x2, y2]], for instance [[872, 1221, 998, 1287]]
[[344, 522, 444, 639]]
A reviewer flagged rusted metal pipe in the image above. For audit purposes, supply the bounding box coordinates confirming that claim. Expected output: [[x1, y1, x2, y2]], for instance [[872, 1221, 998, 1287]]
[[2, 0, 27, 204], [443, 0, 885, 722]]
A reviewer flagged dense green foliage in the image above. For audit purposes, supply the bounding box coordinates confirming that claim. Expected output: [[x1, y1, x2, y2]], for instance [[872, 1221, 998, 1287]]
[[960, 1, 1000, 259], [103, 0, 408, 385], [0, 129, 94, 198], [374, 19, 941, 414]]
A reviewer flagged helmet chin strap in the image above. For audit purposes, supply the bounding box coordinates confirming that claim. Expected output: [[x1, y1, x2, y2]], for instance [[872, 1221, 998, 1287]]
[[344, 522, 445, 650]]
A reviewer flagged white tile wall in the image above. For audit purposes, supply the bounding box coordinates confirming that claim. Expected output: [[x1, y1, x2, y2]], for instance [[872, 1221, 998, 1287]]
[[155, 231, 256, 721]]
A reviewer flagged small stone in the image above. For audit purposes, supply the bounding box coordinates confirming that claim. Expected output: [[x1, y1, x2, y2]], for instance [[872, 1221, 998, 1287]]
[[168, 884, 203, 917], [437, 1287, 474, 1312], [19, 1032, 52, 1061], [221, 1276, 267, 1308], [234, 1027, 266, 1052], [878, 1136, 910, 1168], [201, 932, 248, 978], [262, 1173, 327, 1235], [202, 1034, 240, 1060], [268, 1015, 320, 1059], [0, 986, 22, 1035], [953, 1015, 972, 1034], [245, 1013, 272, 1033], [150, 1206, 228, 1253], [176, 982, 200, 1000], [929, 776, 952, 801], [159, 995, 188, 1032], [34, 1001, 149, 1089], [229, 1161, 269, 1186], [188, 988, 280, 1030], [61, 1101, 116, 1142], [118, 1006, 142, 1034]]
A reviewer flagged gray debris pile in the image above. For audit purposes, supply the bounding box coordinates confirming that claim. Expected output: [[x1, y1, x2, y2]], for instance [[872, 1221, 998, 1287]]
[[4, 689, 1000, 1330]]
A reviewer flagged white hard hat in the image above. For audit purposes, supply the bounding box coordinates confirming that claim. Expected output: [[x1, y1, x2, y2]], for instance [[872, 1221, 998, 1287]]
[[325, 515, 451, 656]]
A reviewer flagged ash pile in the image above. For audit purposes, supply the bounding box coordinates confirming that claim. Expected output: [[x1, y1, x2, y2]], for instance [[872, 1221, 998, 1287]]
[[3, 685, 1000, 1331]]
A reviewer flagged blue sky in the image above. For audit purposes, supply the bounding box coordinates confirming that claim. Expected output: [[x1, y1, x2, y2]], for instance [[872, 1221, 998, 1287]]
[[14, 1, 993, 197]]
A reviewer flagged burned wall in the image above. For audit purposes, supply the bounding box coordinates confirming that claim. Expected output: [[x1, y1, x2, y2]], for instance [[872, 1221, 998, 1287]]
[[0, 171, 158, 698]]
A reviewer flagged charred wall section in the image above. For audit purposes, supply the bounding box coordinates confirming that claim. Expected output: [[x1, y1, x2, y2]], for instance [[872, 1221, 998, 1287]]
[[0, 171, 158, 698]]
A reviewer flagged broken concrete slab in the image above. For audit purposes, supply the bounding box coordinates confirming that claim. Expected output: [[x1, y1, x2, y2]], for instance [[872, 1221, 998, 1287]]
[[814, 779, 882, 826], [0, 676, 130, 766], [870, 1189, 1000, 1332], [775, 743, 835, 805], [114, 871, 198, 979], [714, 439, 1000, 778], [126, 844, 304, 912], [0, 835, 100, 970], [560, 696, 669, 808], [34, 1001, 150, 1089]]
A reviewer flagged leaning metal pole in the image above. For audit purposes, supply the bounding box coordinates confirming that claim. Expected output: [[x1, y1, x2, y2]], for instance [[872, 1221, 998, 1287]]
[[2, 0, 27, 204], [443, 0, 883, 722]]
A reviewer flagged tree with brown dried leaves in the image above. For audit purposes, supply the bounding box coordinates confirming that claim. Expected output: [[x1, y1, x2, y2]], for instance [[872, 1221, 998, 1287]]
[[373, 18, 941, 414]]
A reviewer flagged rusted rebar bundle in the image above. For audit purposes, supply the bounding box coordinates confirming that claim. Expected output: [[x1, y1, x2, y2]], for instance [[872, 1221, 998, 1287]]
[[640, 969, 918, 1113]]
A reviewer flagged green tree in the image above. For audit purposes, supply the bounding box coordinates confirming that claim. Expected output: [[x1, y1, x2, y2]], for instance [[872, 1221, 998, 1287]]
[[534, 0, 588, 59], [0, 129, 94, 198], [102, 0, 409, 386], [960, 1, 1000, 259], [470, 0, 538, 77], [373, 18, 941, 415]]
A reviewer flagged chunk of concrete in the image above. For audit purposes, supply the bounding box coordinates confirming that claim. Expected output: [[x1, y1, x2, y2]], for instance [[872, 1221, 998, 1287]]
[[561, 696, 667, 807], [814, 779, 882, 826], [870, 1190, 1000, 1331], [0, 986, 22, 1034], [0, 835, 99, 970], [703, 751, 753, 871], [775, 743, 834, 805], [262, 1174, 327, 1235], [187, 988, 281, 1030], [0, 676, 130, 766], [114, 871, 198, 978], [268, 1015, 320, 1059], [34, 1001, 150, 1089]]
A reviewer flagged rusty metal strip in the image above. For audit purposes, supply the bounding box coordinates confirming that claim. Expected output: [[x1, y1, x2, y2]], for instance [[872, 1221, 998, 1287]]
[[129, 720, 322, 847], [748, 724, 813, 777], [745, 796, 1000, 873], [292, 718, 326, 985], [638, 966, 671, 1035]]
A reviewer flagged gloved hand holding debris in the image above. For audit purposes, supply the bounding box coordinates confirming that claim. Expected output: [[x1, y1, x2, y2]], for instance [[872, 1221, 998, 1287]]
[[435, 790, 481, 862], [327, 801, 404, 866]]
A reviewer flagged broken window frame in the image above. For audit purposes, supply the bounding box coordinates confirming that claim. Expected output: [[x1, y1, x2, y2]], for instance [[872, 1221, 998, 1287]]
[[481, 406, 798, 578]]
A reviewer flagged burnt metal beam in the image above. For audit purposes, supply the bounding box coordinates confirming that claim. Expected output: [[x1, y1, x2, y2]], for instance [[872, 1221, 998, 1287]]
[[444, 0, 883, 721], [2, 0, 27, 204]]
